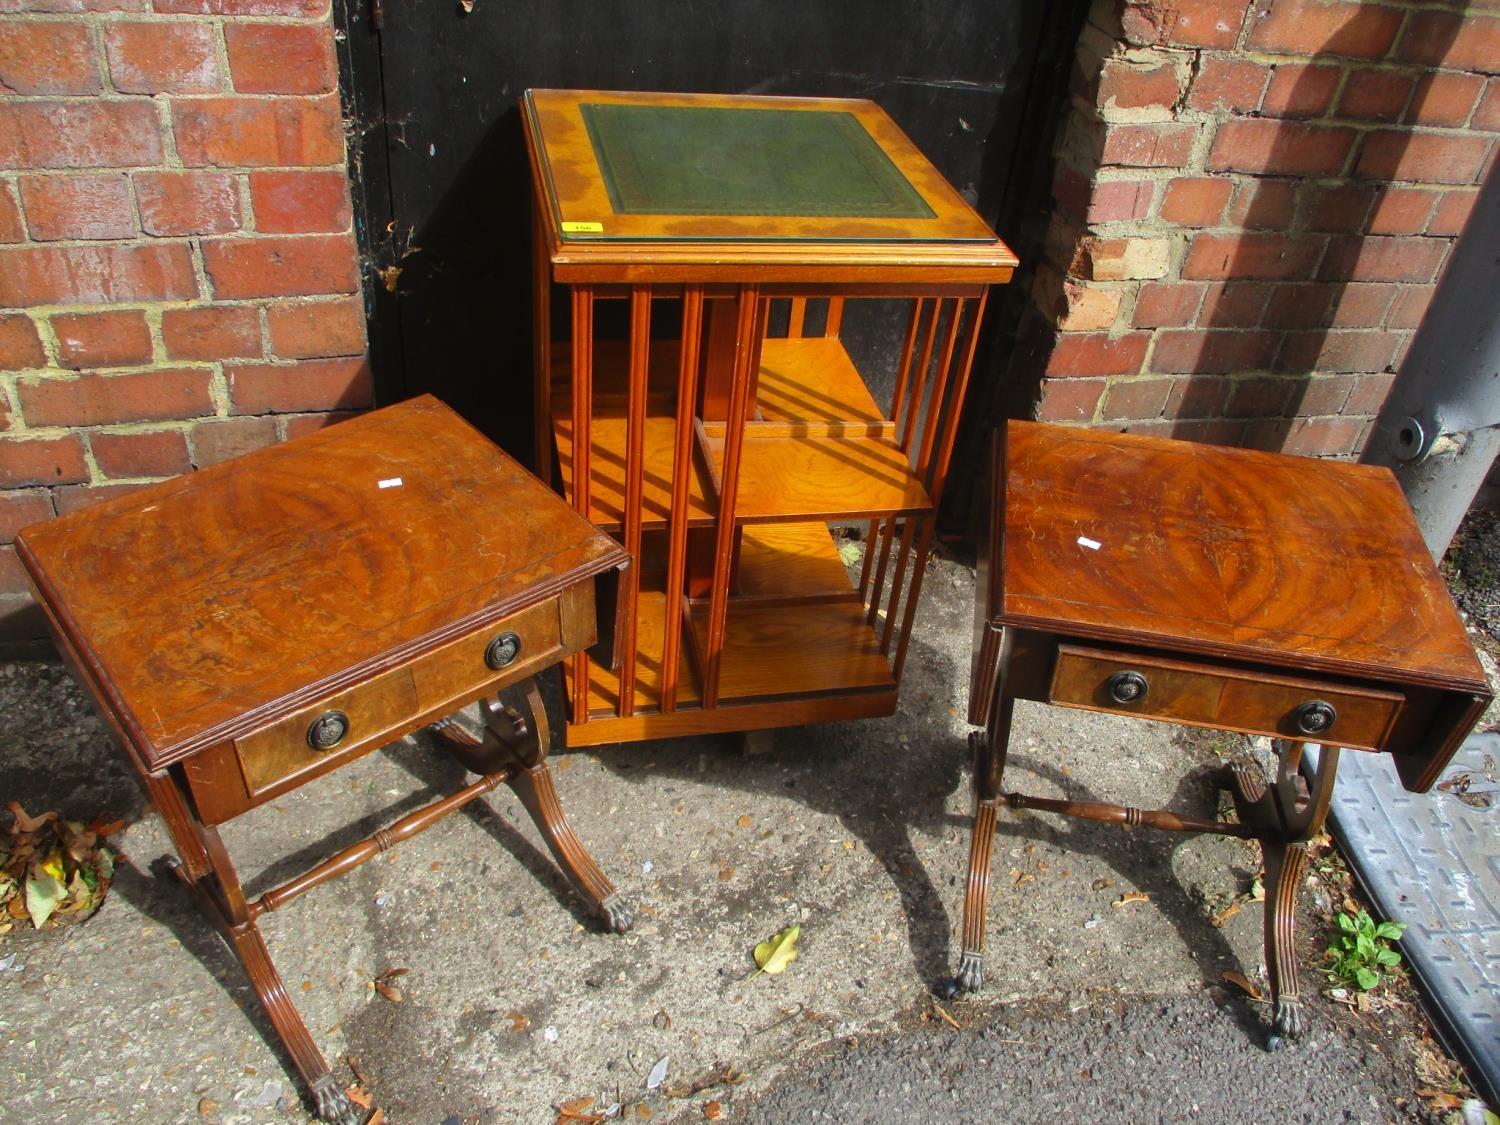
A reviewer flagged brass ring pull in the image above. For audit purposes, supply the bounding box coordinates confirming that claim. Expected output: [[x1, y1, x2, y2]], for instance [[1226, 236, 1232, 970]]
[[1106, 670, 1148, 705], [306, 710, 349, 751], [485, 631, 522, 670], [1292, 700, 1336, 735]]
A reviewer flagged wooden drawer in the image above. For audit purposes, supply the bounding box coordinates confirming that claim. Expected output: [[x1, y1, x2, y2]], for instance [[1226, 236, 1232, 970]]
[[235, 665, 420, 795], [232, 597, 566, 798], [408, 596, 564, 713], [1048, 644, 1403, 751]]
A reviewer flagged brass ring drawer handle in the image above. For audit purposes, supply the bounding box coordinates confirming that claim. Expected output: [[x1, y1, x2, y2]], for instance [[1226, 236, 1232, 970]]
[[306, 710, 349, 751], [485, 631, 522, 670], [1293, 700, 1337, 735], [1106, 670, 1148, 705]]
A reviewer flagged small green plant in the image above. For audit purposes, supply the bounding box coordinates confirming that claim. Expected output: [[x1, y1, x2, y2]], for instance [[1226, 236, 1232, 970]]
[[1326, 909, 1405, 992]]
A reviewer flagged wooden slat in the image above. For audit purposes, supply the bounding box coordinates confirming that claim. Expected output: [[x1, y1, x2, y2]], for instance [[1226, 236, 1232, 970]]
[[857, 518, 879, 603], [866, 516, 896, 626], [532, 207, 552, 476], [824, 296, 845, 338], [915, 297, 964, 482], [787, 297, 807, 338], [617, 287, 651, 717], [569, 288, 594, 727], [894, 295, 987, 685], [703, 286, 761, 709], [899, 298, 943, 454], [662, 286, 704, 713], [880, 519, 918, 654], [928, 293, 987, 497], [888, 298, 925, 432], [882, 297, 966, 669], [891, 520, 935, 677]]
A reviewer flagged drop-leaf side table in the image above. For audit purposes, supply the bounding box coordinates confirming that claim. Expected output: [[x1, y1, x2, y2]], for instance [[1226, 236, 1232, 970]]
[[959, 420, 1491, 1043], [16, 395, 633, 1122]]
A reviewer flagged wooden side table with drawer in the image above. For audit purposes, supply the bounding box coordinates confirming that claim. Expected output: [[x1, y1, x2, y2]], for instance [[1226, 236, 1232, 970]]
[[15, 395, 633, 1124], [956, 420, 1492, 1044]]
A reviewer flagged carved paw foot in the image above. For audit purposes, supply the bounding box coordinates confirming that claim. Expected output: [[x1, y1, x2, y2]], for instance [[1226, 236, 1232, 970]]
[[955, 951, 983, 993], [310, 1075, 362, 1125], [600, 894, 634, 934], [1267, 996, 1303, 1049]]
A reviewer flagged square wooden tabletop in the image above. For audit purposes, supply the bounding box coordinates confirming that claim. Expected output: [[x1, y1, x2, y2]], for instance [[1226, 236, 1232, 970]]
[[523, 88, 1017, 281], [990, 420, 1487, 692], [17, 396, 626, 771]]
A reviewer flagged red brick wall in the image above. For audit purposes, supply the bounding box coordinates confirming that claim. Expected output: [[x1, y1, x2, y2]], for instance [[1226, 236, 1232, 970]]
[[1025, 0, 1495, 455], [0, 0, 369, 640]]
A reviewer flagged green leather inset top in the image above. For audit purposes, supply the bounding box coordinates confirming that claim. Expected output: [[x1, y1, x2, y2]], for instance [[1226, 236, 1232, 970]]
[[580, 102, 936, 219]]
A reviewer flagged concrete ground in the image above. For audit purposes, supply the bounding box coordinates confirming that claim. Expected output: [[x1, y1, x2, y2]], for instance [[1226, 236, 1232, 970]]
[[0, 556, 1434, 1122]]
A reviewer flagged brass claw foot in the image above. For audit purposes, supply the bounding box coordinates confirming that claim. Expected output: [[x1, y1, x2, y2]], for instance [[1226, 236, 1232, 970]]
[[956, 951, 984, 993], [600, 894, 635, 934], [310, 1074, 361, 1125], [1269, 996, 1303, 1048]]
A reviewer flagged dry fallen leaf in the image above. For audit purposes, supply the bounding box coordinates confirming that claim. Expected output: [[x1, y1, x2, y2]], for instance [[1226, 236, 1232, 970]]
[[634, 1105, 652, 1119], [1112, 891, 1151, 908], [1416, 1088, 1465, 1111], [703, 1101, 723, 1120], [373, 967, 408, 1003], [1221, 970, 1262, 1000], [1210, 901, 1242, 927], [736, 815, 753, 828], [197, 1096, 220, 1117], [718, 868, 735, 881], [557, 1094, 607, 1124], [509, 1012, 530, 1032], [929, 999, 961, 1029], [8, 802, 56, 833]]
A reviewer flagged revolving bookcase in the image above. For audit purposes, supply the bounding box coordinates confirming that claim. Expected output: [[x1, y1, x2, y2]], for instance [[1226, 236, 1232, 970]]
[[522, 89, 1018, 747]]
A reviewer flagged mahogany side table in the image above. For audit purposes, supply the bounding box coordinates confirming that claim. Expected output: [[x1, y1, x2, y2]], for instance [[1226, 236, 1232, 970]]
[[958, 420, 1491, 1043], [16, 395, 633, 1123]]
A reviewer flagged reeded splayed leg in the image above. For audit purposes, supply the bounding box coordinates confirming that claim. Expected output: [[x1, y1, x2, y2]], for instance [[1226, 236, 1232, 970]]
[[955, 683, 1015, 993], [1232, 740, 1340, 1047], [147, 775, 358, 1124], [438, 677, 633, 933]]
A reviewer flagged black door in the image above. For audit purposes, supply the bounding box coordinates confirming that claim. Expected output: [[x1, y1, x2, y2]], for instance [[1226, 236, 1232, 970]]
[[337, 0, 1082, 462]]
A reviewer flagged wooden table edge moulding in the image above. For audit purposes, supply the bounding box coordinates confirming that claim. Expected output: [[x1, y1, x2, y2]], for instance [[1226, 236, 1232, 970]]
[[953, 420, 1492, 1046], [522, 88, 1018, 748], [15, 396, 635, 1124]]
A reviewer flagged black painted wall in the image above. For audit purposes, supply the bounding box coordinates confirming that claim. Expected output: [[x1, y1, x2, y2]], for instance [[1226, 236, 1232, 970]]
[[336, 0, 1085, 501]]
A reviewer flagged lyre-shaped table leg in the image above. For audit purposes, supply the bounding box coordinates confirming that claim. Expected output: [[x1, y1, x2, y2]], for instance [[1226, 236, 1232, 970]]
[[436, 677, 634, 933]]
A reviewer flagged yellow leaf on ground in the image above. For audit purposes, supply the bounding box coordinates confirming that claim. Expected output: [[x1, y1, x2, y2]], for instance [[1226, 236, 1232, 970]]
[[1112, 891, 1151, 908], [745, 924, 801, 981], [703, 1101, 723, 1120]]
